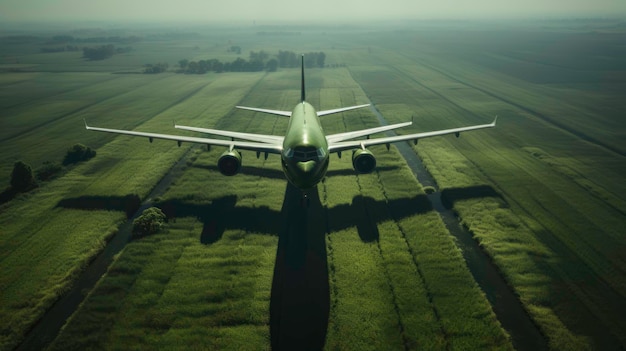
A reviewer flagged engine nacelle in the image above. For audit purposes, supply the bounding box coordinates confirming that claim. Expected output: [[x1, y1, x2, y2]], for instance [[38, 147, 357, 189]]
[[217, 149, 242, 176], [352, 149, 376, 174]]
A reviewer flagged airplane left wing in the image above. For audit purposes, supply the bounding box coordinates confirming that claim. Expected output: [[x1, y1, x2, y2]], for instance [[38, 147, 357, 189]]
[[85, 122, 283, 154], [328, 117, 497, 153]]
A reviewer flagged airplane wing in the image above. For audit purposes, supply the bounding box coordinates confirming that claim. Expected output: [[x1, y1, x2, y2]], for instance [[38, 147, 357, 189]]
[[328, 117, 497, 153], [174, 124, 283, 144], [235, 106, 292, 117], [326, 121, 412, 143], [317, 104, 370, 117], [85, 122, 283, 154]]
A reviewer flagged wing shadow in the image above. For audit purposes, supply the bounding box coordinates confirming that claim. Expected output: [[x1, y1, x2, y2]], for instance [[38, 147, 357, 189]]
[[56, 194, 141, 218], [155, 196, 280, 244], [441, 185, 506, 210]]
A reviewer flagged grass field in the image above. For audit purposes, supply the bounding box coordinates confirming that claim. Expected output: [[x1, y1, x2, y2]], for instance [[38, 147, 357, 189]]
[[340, 26, 626, 349], [1, 20, 624, 350]]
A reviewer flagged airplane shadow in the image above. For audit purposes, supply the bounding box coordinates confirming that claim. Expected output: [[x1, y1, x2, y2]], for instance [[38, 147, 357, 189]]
[[55, 182, 503, 349], [192, 164, 401, 181]]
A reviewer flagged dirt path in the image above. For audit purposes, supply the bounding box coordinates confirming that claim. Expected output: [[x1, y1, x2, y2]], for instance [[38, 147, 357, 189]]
[[15, 145, 198, 351], [367, 103, 548, 351]]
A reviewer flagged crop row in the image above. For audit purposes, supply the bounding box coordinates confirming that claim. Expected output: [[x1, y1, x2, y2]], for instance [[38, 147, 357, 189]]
[[48, 67, 511, 350], [345, 45, 625, 349]]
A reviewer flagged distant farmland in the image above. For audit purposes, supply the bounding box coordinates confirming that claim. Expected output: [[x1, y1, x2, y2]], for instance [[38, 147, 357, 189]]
[[1, 20, 624, 351]]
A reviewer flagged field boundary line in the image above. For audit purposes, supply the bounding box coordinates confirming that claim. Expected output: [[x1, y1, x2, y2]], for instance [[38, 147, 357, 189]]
[[413, 58, 626, 158]]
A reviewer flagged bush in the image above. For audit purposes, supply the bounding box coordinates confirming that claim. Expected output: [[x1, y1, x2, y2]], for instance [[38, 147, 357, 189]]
[[63, 144, 96, 165], [133, 207, 167, 237], [10, 161, 37, 192], [36, 161, 64, 181]]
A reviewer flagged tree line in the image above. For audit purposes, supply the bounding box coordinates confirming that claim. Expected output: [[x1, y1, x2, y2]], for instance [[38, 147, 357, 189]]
[[1, 144, 96, 205], [51, 35, 140, 44], [41, 45, 80, 53], [175, 50, 325, 75], [82, 45, 132, 60]]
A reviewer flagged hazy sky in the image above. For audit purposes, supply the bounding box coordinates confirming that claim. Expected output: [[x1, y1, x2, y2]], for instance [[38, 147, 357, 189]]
[[2, 0, 625, 23]]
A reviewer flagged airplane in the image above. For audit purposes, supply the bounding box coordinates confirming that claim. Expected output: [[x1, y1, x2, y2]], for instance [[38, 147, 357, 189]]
[[85, 55, 496, 196]]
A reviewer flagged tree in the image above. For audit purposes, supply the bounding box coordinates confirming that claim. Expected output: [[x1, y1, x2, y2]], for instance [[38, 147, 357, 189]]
[[316, 52, 326, 68], [179, 59, 189, 69], [82, 45, 115, 60], [266, 58, 278, 72], [144, 63, 168, 74], [10, 161, 37, 192], [231, 57, 246, 72], [36, 161, 63, 181], [63, 143, 96, 165], [133, 207, 167, 237]]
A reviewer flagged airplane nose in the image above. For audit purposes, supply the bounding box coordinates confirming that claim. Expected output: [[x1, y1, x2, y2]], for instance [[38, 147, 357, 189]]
[[296, 161, 316, 174]]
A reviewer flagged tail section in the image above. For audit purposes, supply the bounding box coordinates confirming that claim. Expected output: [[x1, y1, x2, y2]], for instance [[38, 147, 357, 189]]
[[301, 54, 306, 102], [236, 54, 369, 118]]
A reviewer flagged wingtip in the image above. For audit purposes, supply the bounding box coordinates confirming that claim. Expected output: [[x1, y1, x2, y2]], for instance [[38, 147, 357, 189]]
[[83, 119, 89, 129], [492, 115, 498, 126]]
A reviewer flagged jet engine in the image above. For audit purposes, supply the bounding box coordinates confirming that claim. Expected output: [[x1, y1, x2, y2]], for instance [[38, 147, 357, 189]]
[[352, 149, 376, 174], [217, 149, 242, 176]]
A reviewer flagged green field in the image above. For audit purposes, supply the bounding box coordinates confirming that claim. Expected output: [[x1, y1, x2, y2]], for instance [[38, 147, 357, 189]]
[[1, 20, 624, 350]]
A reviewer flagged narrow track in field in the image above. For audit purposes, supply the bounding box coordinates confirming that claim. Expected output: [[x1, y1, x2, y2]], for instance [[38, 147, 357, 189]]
[[15, 74, 268, 351], [365, 101, 548, 351]]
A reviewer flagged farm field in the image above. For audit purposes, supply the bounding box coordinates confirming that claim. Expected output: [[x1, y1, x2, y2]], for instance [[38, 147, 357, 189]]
[[340, 26, 626, 349], [1, 20, 624, 350], [47, 68, 510, 351]]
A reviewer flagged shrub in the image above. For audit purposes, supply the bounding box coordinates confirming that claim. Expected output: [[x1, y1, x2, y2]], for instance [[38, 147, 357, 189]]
[[36, 161, 64, 181], [10, 161, 37, 192], [63, 144, 96, 165], [133, 207, 167, 237], [423, 185, 436, 194]]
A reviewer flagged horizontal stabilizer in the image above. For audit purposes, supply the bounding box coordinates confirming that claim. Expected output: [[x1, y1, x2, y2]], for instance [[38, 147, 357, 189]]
[[317, 104, 370, 117], [175, 124, 283, 144], [326, 121, 412, 143], [236, 106, 291, 117]]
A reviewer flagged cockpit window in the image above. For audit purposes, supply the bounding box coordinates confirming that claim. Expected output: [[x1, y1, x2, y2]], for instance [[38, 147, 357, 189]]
[[285, 146, 325, 161]]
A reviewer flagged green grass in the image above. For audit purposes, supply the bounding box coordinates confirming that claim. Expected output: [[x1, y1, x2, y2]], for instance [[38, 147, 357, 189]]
[[321, 101, 510, 350], [48, 217, 276, 350], [2, 22, 624, 351], [46, 61, 511, 350], [342, 29, 625, 349], [0, 57, 266, 349]]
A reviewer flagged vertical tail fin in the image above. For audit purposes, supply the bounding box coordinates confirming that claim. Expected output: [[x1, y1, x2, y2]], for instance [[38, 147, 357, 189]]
[[301, 54, 306, 102]]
